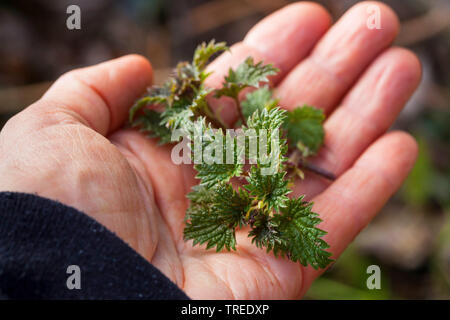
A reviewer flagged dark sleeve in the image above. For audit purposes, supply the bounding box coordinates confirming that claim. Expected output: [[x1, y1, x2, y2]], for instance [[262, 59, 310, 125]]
[[0, 192, 190, 300]]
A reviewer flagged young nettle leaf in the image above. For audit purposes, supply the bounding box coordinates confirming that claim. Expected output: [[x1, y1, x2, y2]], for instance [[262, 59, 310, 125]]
[[187, 184, 216, 207], [246, 107, 286, 132], [272, 197, 333, 269], [189, 86, 212, 113], [226, 57, 278, 87], [245, 167, 291, 210], [193, 40, 228, 71], [191, 118, 245, 188], [184, 208, 238, 252], [241, 86, 278, 119], [131, 109, 172, 144], [129, 39, 333, 269], [184, 184, 250, 251], [284, 106, 325, 157], [195, 163, 243, 188], [248, 213, 285, 253], [215, 57, 278, 100], [129, 85, 171, 122], [188, 86, 226, 129], [245, 107, 288, 171], [129, 41, 228, 138], [213, 184, 250, 227], [161, 107, 194, 132]]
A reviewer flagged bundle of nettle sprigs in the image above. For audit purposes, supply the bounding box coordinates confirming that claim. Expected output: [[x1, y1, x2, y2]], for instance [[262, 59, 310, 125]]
[[129, 40, 334, 269]]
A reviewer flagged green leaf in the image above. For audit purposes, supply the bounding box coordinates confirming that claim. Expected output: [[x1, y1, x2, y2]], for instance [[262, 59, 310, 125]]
[[184, 212, 237, 252], [175, 61, 203, 90], [188, 86, 214, 119], [245, 166, 290, 210], [273, 197, 333, 269], [215, 57, 278, 99], [245, 107, 288, 171], [193, 124, 245, 188], [190, 116, 223, 159], [193, 40, 228, 71], [129, 86, 171, 122], [184, 184, 250, 251], [161, 107, 194, 131], [246, 107, 286, 132], [213, 184, 250, 227], [284, 106, 325, 157], [186, 185, 216, 222], [131, 109, 172, 144], [187, 184, 216, 205], [241, 86, 278, 119], [195, 163, 243, 188], [226, 57, 278, 87], [248, 213, 285, 253]]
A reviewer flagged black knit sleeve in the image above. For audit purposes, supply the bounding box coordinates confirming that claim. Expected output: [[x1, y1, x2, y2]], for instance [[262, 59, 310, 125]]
[[0, 192, 189, 300]]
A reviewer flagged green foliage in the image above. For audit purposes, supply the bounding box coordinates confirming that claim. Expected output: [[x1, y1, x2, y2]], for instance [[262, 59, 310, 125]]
[[215, 57, 278, 100], [248, 213, 285, 253], [184, 207, 238, 251], [191, 118, 244, 187], [129, 40, 227, 136], [246, 107, 287, 132], [273, 197, 333, 268], [245, 167, 290, 210], [213, 184, 251, 227], [184, 184, 250, 251], [131, 109, 172, 144], [193, 40, 228, 70], [284, 105, 325, 157], [245, 107, 288, 172], [195, 163, 243, 188], [129, 39, 332, 269], [161, 107, 194, 132], [241, 86, 278, 119]]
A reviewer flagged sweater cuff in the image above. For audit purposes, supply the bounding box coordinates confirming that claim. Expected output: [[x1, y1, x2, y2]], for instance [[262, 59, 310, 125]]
[[0, 192, 189, 300]]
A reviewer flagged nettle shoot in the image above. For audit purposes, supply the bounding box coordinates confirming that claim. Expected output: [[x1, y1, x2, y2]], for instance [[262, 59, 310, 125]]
[[129, 40, 334, 269]]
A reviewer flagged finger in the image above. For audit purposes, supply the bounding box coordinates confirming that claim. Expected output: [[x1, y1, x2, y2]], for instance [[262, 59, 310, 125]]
[[276, 1, 399, 113], [299, 131, 418, 296], [205, 2, 331, 88], [28, 55, 153, 135], [293, 47, 421, 198]]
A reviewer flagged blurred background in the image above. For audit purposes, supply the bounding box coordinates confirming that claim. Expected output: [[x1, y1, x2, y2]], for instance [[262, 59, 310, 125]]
[[0, 0, 449, 299]]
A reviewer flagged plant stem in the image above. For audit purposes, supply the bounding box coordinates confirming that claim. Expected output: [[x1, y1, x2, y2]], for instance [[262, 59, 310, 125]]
[[298, 159, 336, 181], [195, 106, 228, 131], [290, 149, 336, 181], [234, 96, 246, 126], [207, 115, 228, 131]]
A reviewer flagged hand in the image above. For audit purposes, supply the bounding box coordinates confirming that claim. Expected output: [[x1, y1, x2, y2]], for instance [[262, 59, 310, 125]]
[[0, 1, 421, 299]]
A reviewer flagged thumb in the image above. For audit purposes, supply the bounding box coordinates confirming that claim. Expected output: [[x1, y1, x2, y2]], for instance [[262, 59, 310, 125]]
[[12, 54, 153, 136]]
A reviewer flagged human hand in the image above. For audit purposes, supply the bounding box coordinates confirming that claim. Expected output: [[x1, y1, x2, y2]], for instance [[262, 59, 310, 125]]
[[0, 1, 421, 299]]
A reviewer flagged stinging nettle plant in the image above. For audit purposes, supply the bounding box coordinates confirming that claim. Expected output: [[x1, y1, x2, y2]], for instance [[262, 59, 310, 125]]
[[129, 40, 334, 269]]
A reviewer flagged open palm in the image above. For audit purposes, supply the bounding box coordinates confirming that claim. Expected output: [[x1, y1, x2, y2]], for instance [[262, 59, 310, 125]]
[[0, 2, 421, 299]]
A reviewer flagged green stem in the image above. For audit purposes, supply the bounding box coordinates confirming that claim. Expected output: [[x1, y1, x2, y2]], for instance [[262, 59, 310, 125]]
[[195, 106, 228, 131], [234, 96, 246, 127]]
